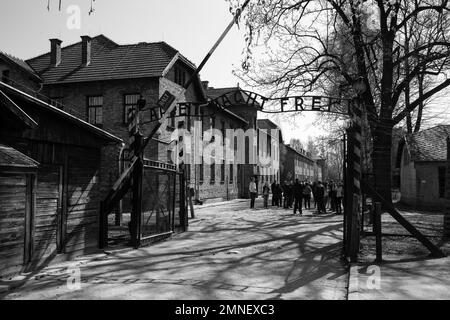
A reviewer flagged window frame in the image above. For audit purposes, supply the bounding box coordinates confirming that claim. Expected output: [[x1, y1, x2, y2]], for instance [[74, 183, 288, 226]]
[[50, 97, 64, 109], [86, 95, 103, 126], [123, 93, 141, 125]]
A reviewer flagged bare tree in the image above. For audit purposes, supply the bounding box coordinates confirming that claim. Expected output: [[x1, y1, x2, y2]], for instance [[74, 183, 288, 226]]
[[228, 0, 450, 201], [289, 138, 304, 152]]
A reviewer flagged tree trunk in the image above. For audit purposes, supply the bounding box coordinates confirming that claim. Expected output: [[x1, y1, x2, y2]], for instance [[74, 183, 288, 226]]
[[414, 72, 425, 133], [372, 123, 393, 204]]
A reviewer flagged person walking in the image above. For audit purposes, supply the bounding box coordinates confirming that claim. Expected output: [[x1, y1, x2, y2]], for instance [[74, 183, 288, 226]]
[[330, 181, 337, 212], [287, 181, 294, 209], [303, 182, 312, 210], [293, 179, 303, 215], [312, 181, 318, 209], [335, 182, 344, 215], [315, 181, 326, 214], [274, 182, 281, 207], [271, 180, 277, 206], [282, 181, 289, 209], [262, 182, 270, 209], [249, 177, 257, 209]]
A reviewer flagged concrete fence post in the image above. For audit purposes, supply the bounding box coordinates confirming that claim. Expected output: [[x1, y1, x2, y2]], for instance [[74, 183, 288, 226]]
[[445, 137, 450, 237]]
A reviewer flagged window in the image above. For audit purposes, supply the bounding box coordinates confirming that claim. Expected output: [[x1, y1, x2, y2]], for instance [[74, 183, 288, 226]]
[[209, 116, 216, 142], [221, 163, 225, 183], [229, 164, 234, 183], [50, 97, 64, 109], [87, 96, 103, 126], [210, 161, 215, 184], [199, 156, 204, 184], [174, 66, 186, 86], [210, 149, 215, 184], [221, 120, 225, 143], [124, 94, 140, 124], [2, 69, 10, 84], [170, 108, 176, 128], [167, 149, 173, 164], [439, 167, 446, 198], [187, 111, 191, 132]]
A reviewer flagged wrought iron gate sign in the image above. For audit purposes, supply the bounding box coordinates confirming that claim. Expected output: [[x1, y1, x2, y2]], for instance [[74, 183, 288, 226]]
[[211, 90, 354, 115], [145, 90, 354, 124]]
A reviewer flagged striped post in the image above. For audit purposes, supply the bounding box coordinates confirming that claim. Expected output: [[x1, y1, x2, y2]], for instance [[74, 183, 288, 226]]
[[346, 97, 364, 262], [445, 137, 450, 237]]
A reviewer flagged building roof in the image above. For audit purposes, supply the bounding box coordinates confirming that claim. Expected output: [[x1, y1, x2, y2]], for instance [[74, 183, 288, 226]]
[[0, 81, 122, 143], [282, 143, 314, 162], [207, 101, 249, 125], [0, 51, 41, 81], [406, 125, 450, 162], [0, 89, 38, 129], [26, 35, 197, 84], [257, 119, 283, 141], [0, 144, 39, 169], [257, 119, 279, 130]]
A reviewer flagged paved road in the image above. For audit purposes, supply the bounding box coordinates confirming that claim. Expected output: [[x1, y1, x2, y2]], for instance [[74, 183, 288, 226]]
[[1, 199, 348, 300]]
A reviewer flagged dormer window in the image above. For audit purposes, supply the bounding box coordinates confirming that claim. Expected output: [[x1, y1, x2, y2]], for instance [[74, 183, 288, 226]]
[[174, 66, 186, 86]]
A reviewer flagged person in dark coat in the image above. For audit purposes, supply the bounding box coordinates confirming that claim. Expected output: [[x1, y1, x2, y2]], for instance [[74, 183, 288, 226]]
[[293, 179, 304, 215], [282, 181, 289, 208], [315, 181, 326, 214], [271, 181, 277, 206], [274, 183, 281, 207], [303, 182, 312, 210]]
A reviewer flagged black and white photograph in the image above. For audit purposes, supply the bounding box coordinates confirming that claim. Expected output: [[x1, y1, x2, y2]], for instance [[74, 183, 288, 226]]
[[0, 0, 450, 308]]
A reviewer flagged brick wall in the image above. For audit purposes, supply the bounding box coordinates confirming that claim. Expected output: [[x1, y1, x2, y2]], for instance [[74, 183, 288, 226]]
[[42, 77, 161, 195], [194, 106, 242, 201], [0, 61, 41, 93]]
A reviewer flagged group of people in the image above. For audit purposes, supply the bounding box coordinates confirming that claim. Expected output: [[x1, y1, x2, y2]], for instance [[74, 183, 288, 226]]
[[249, 177, 344, 215]]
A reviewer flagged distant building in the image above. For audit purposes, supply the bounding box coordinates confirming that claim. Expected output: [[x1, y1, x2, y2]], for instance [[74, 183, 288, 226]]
[[186, 85, 249, 201], [206, 85, 261, 198], [280, 144, 315, 183], [313, 157, 326, 182], [394, 125, 449, 210], [255, 119, 282, 191]]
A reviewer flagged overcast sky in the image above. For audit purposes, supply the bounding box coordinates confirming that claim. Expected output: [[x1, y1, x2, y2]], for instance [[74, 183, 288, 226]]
[[1, 0, 447, 145]]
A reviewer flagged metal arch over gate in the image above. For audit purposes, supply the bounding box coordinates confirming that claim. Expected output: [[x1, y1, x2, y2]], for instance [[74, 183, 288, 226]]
[[98, 0, 444, 260]]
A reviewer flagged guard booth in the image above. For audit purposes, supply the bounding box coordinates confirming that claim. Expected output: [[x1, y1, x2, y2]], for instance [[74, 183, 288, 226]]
[[103, 159, 187, 248]]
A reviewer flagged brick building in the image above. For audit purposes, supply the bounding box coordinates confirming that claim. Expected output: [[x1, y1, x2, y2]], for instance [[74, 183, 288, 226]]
[[186, 98, 249, 201], [206, 85, 262, 198], [256, 119, 282, 190], [20, 35, 206, 196], [0, 51, 41, 93], [280, 143, 315, 183]]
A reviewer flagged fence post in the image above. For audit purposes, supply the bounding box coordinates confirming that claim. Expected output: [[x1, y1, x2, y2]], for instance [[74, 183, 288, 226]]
[[178, 168, 187, 231], [374, 202, 382, 262], [130, 133, 143, 249], [99, 201, 107, 249], [445, 137, 450, 237], [349, 194, 360, 262]]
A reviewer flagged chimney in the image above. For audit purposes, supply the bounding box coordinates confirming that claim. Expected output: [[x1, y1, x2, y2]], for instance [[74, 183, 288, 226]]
[[81, 36, 92, 66], [201, 81, 209, 90], [50, 38, 62, 67]]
